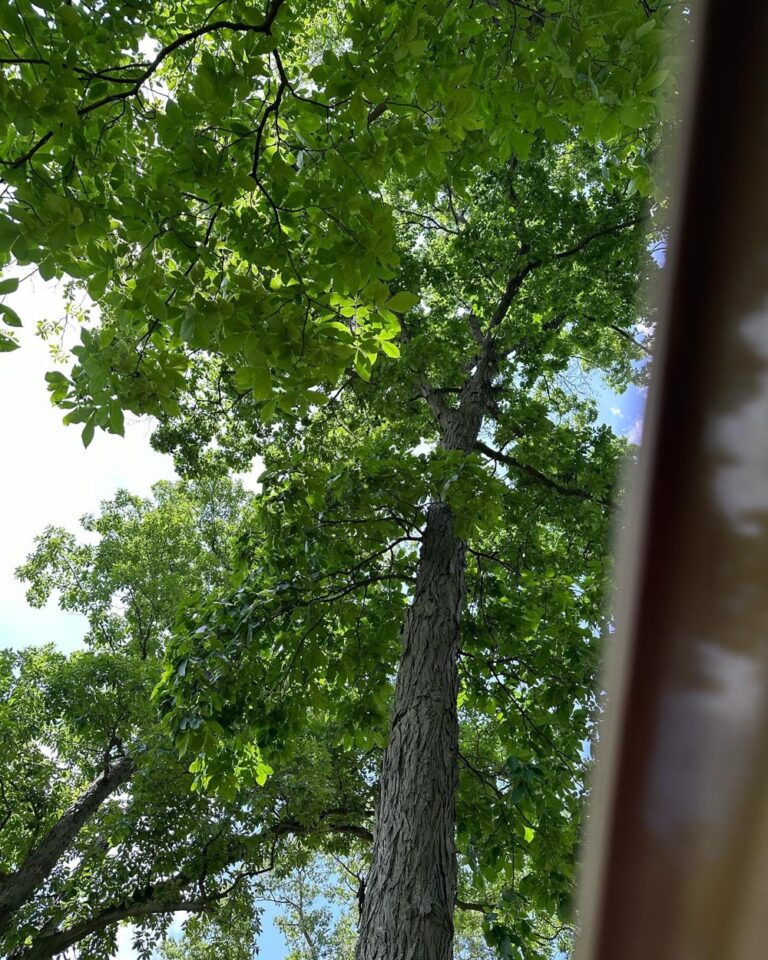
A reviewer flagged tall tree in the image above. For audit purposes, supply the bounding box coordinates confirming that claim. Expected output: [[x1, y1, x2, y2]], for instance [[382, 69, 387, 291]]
[[1, 1, 677, 958], [159, 145, 662, 959]]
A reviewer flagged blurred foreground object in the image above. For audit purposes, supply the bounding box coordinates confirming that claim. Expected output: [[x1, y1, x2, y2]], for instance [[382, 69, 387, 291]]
[[577, 2, 768, 958]]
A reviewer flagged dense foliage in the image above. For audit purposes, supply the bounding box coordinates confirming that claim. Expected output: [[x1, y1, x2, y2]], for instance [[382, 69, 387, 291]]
[[0, 0, 681, 958], [159, 146, 652, 955], [1, 483, 380, 960], [1, 0, 668, 412]]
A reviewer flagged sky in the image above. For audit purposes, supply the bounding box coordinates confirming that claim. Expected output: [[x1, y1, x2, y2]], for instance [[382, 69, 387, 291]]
[[0, 275, 178, 653], [0, 275, 646, 960]]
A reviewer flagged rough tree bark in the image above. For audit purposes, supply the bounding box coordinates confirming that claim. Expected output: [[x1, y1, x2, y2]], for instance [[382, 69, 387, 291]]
[[0, 754, 134, 935], [355, 235, 628, 958], [356, 348, 495, 960], [355, 502, 465, 960]]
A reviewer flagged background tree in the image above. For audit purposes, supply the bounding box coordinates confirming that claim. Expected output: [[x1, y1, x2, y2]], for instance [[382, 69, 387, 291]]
[[156, 904, 261, 960], [160, 854, 511, 960], [0, 482, 376, 960]]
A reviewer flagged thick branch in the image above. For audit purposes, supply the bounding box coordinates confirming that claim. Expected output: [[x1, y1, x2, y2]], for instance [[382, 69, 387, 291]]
[[608, 321, 652, 355], [486, 216, 641, 334], [419, 381, 453, 431], [553, 216, 642, 261], [9, 808, 371, 960], [367, 102, 389, 125], [250, 71, 288, 180], [80, 0, 286, 119], [455, 897, 494, 913], [271, 817, 374, 843], [440, 263, 531, 449], [0, 754, 134, 935], [15, 894, 216, 960], [487, 261, 539, 331], [414, 218, 641, 449], [474, 440, 609, 505]]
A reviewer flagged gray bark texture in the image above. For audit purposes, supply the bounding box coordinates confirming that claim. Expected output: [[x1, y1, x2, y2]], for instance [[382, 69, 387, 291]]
[[355, 502, 465, 960], [356, 353, 494, 960], [0, 754, 134, 935]]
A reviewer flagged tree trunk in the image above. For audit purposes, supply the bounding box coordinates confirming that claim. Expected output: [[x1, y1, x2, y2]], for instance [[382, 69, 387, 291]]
[[0, 755, 134, 934], [355, 502, 465, 960], [355, 346, 493, 960]]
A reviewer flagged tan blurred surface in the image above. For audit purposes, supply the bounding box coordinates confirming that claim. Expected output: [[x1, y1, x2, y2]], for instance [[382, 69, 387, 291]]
[[576, 3, 768, 958]]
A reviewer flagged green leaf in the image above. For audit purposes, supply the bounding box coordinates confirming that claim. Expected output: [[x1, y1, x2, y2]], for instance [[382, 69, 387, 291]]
[[255, 760, 273, 786], [642, 68, 670, 92], [635, 19, 656, 39], [38, 258, 56, 282], [108, 405, 125, 436], [0, 277, 19, 295], [385, 291, 420, 313], [87, 270, 109, 300], [354, 352, 372, 381], [81, 420, 95, 448], [0, 304, 22, 328], [252, 365, 273, 402]]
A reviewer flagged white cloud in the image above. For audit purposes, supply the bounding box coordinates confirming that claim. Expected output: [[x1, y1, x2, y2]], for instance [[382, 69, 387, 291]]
[[627, 415, 644, 445], [0, 276, 177, 652]]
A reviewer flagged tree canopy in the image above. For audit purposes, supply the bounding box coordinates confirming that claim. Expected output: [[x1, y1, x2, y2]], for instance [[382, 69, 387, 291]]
[[1, 0, 667, 425], [1, 482, 379, 960], [0, 1, 681, 958]]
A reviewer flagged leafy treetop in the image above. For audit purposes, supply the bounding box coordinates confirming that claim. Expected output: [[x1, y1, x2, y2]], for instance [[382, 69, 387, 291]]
[[0, 0, 670, 436]]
